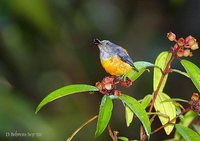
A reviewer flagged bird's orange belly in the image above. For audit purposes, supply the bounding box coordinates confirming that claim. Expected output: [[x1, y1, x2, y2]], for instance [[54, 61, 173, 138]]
[[101, 57, 132, 76]]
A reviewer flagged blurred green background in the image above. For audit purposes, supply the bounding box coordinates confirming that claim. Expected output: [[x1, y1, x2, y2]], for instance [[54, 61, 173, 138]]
[[0, 0, 199, 140]]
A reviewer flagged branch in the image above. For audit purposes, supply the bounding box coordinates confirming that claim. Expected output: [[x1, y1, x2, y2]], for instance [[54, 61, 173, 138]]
[[67, 115, 98, 141], [151, 107, 190, 135], [149, 55, 175, 112]]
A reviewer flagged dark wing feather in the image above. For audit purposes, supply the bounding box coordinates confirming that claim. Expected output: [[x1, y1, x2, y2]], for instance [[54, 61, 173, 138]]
[[116, 47, 139, 72]]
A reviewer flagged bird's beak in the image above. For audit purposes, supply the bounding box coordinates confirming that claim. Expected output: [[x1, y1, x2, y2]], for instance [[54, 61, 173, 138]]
[[93, 38, 102, 45]]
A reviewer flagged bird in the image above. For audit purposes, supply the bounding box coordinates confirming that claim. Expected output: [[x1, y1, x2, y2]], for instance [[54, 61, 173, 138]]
[[94, 39, 138, 77]]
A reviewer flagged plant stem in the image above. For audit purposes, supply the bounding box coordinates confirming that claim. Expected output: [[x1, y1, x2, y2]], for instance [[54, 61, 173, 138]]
[[151, 107, 190, 135], [140, 53, 175, 141], [108, 125, 118, 141], [67, 115, 98, 141], [140, 113, 158, 141], [140, 125, 145, 141], [149, 54, 175, 112], [149, 74, 165, 112]]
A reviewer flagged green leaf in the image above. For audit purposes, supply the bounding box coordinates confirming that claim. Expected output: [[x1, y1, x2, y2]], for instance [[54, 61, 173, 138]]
[[193, 125, 200, 135], [118, 136, 129, 141], [125, 104, 134, 127], [119, 94, 151, 136], [35, 84, 99, 113], [141, 95, 152, 108], [175, 124, 200, 141], [134, 61, 154, 69], [171, 69, 190, 78], [161, 98, 188, 103], [181, 59, 200, 92], [95, 96, 113, 137], [174, 111, 197, 139], [153, 51, 172, 92], [179, 111, 197, 126], [154, 92, 176, 135], [125, 61, 154, 81]]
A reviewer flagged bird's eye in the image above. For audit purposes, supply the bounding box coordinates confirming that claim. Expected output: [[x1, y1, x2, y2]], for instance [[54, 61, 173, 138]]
[[106, 42, 110, 45]]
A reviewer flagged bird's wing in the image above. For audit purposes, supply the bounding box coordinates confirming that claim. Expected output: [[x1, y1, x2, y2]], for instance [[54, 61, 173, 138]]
[[116, 47, 138, 71], [116, 47, 134, 66]]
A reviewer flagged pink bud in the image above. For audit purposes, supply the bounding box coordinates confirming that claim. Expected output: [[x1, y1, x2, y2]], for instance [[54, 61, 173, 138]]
[[191, 43, 199, 50], [105, 83, 112, 90], [185, 35, 197, 48], [185, 35, 193, 43], [174, 44, 179, 49], [183, 49, 191, 57], [167, 32, 176, 41], [188, 38, 196, 46], [177, 49, 184, 57]]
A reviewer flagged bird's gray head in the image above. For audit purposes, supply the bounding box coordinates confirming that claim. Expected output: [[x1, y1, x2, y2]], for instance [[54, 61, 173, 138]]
[[93, 39, 118, 54]]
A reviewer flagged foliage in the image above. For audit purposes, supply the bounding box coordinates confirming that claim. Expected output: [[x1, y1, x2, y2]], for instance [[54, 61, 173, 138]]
[[181, 60, 200, 92], [95, 96, 113, 137], [154, 92, 176, 135], [35, 84, 99, 113], [175, 124, 200, 141], [36, 32, 200, 141]]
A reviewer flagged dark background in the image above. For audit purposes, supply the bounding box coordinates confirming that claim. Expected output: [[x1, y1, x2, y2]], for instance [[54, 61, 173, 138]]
[[0, 0, 199, 140]]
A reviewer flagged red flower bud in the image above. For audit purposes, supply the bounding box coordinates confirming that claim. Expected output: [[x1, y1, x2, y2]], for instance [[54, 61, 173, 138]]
[[177, 49, 184, 57], [191, 93, 199, 101], [185, 35, 193, 43], [177, 38, 185, 46], [114, 90, 121, 96], [189, 93, 200, 113]]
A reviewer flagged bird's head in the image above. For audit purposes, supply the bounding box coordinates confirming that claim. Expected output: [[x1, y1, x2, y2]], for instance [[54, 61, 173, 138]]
[[94, 39, 117, 54]]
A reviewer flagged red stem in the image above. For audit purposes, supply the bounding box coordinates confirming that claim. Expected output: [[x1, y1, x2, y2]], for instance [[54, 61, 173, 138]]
[[149, 54, 175, 112], [140, 53, 175, 141], [108, 125, 118, 141], [151, 107, 191, 135]]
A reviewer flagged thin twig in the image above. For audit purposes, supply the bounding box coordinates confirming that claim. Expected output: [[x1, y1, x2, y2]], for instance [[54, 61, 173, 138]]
[[140, 113, 157, 141], [113, 131, 118, 140], [67, 115, 98, 141], [108, 125, 118, 141], [150, 114, 158, 123], [140, 126, 145, 141], [151, 107, 190, 135]]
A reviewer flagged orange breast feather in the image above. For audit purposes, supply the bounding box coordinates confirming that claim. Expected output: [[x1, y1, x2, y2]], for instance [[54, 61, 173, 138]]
[[101, 57, 132, 76]]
